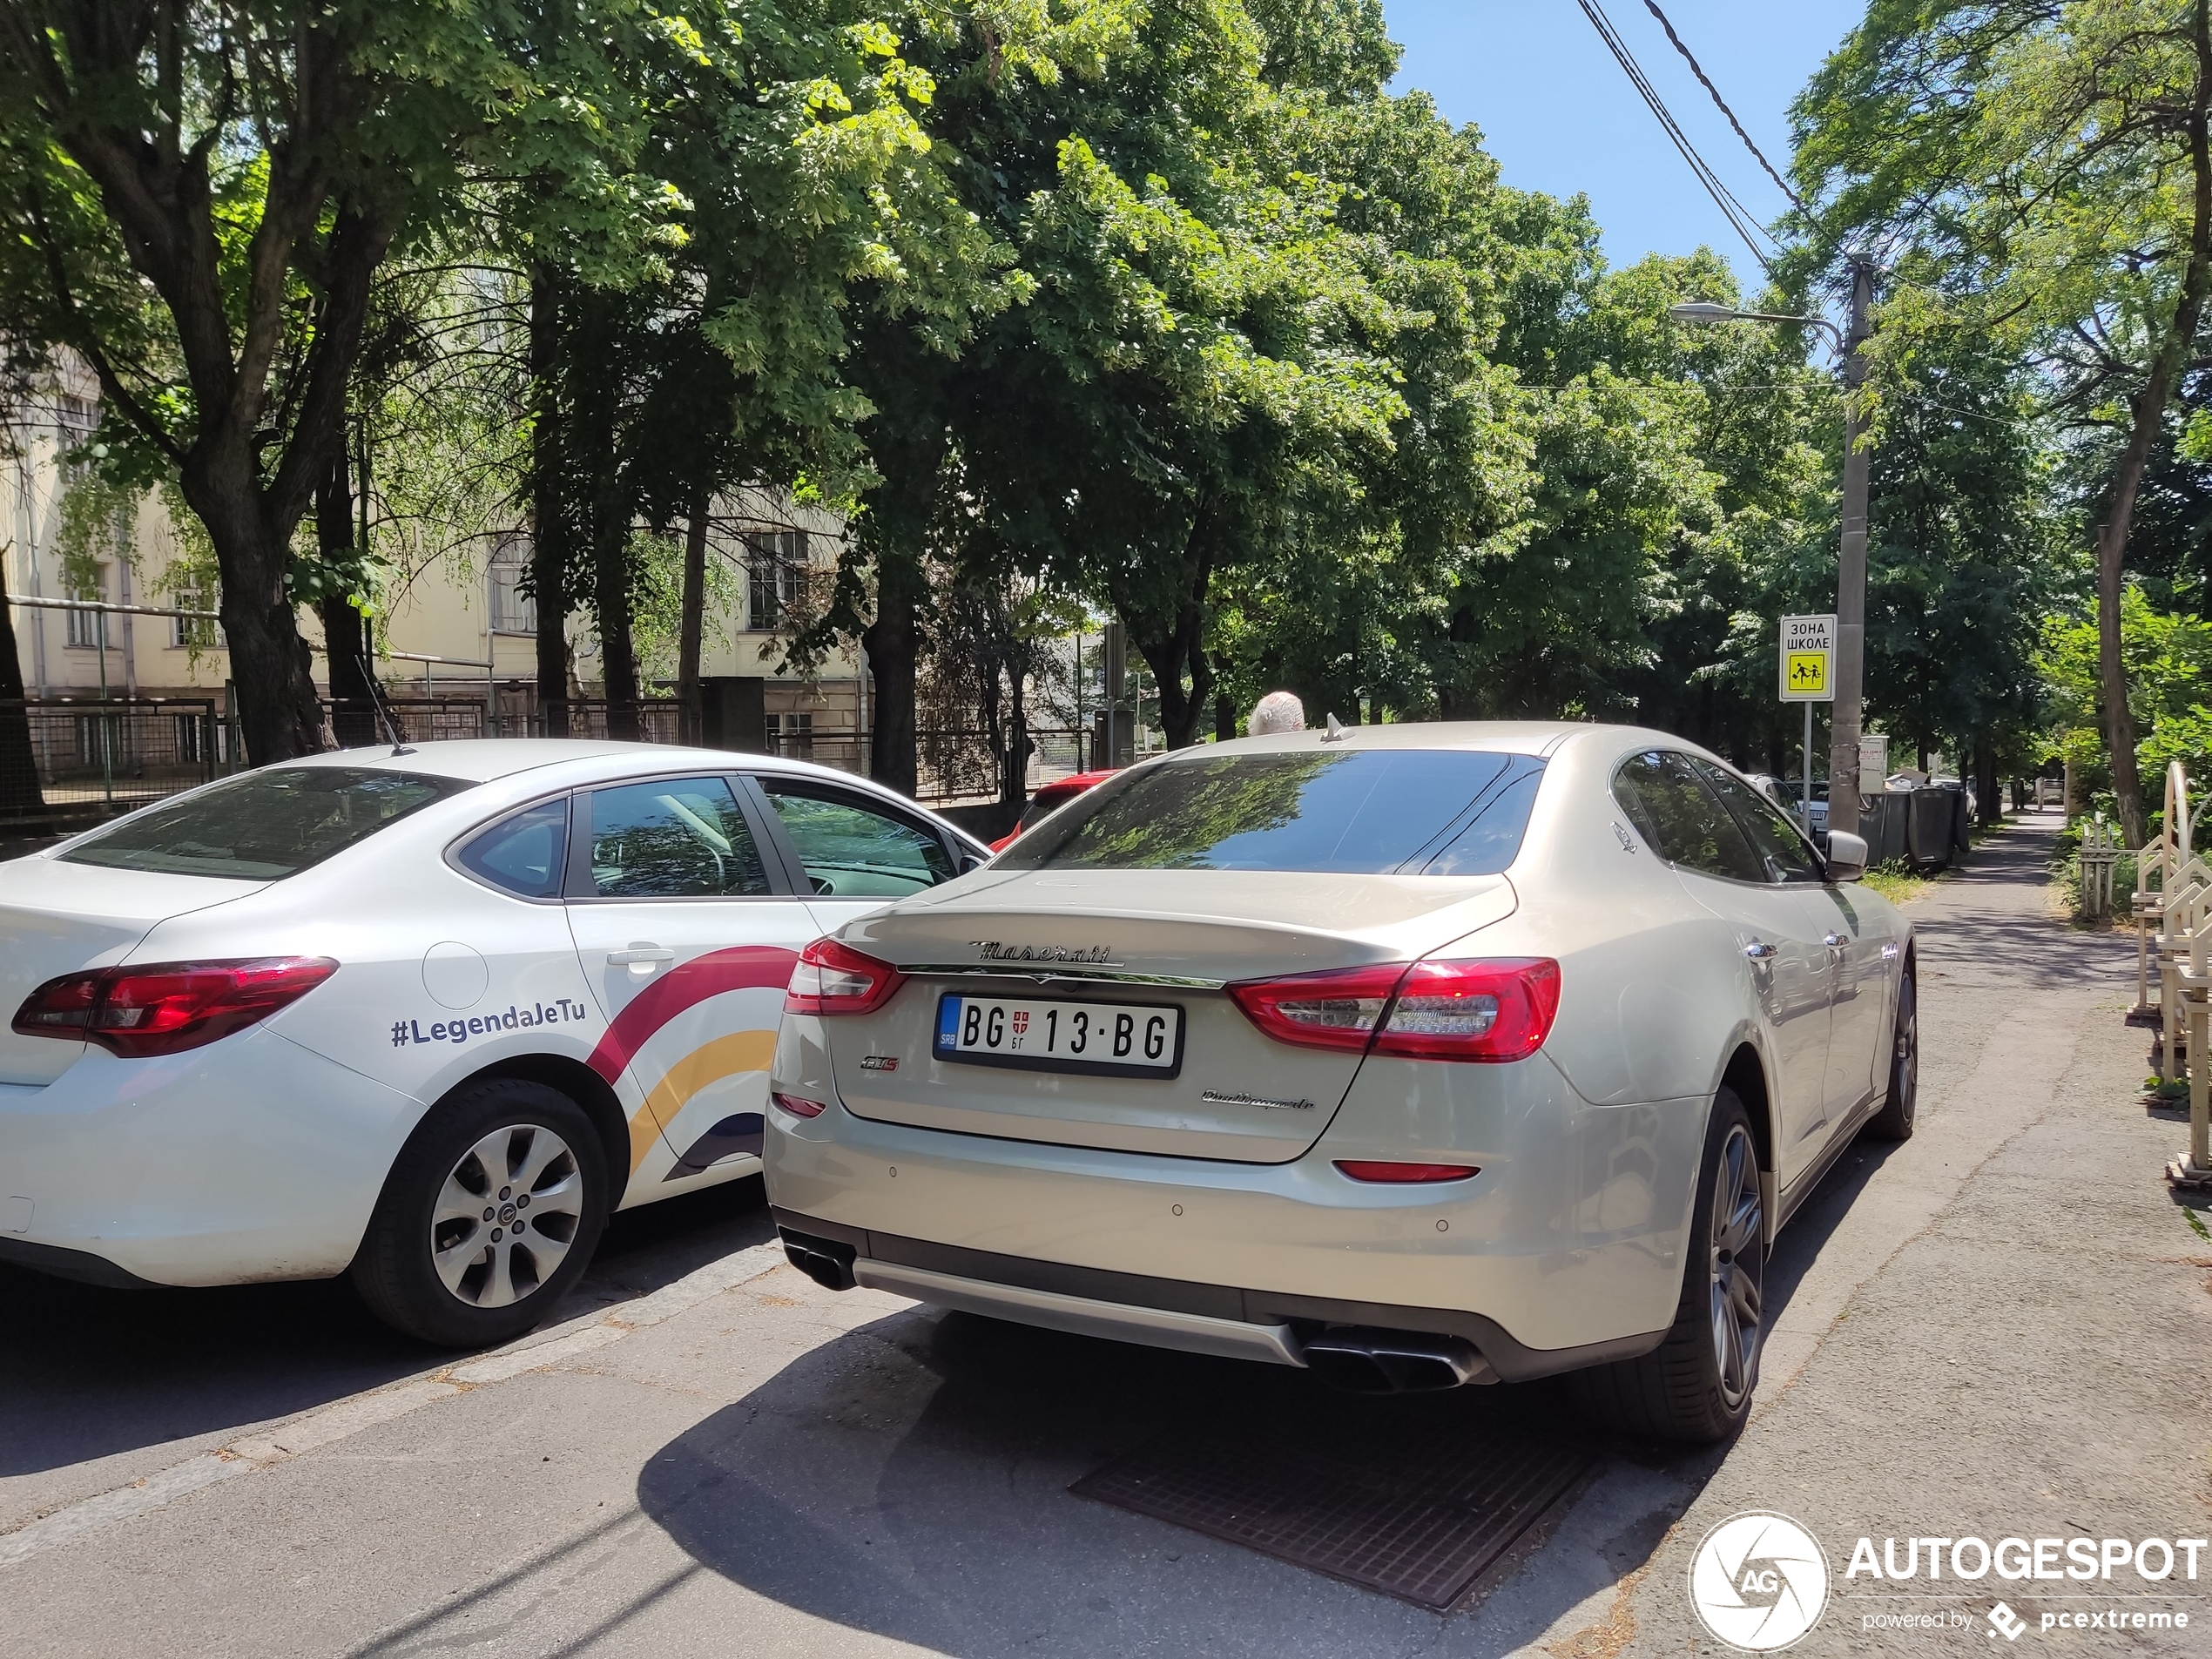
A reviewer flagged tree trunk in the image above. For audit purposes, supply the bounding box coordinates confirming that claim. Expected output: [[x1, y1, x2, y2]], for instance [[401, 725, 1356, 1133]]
[[592, 528, 640, 742], [1974, 732, 2000, 829], [316, 454, 378, 747], [1129, 528, 1214, 751], [1001, 657, 1029, 808], [677, 486, 709, 745], [0, 553, 44, 812], [2097, 0, 2212, 847], [863, 550, 921, 796], [1214, 692, 1235, 743], [529, 265, 570, 738], [178, 458, 325, 765]]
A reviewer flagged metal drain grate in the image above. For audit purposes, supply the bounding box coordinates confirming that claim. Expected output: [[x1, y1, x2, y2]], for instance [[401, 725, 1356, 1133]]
[[1072, 1424, 1596, 1610]]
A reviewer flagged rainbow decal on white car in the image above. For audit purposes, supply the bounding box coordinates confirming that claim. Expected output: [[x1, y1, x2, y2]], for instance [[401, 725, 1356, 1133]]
[[583, 944, 799, 1185]]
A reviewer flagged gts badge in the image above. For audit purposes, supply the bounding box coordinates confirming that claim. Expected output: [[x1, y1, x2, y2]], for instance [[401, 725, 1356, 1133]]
[[1613, 822, 1637, 853], [860, 1055, 899, 1072]]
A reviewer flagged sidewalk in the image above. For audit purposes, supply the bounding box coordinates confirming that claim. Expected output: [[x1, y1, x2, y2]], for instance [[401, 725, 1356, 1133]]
[[1483, 808, 2212, 1653]]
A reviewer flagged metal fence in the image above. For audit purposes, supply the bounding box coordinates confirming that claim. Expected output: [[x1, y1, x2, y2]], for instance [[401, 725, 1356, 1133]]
[[0, 695, 1101, 833], [0, 698, 224, 820]]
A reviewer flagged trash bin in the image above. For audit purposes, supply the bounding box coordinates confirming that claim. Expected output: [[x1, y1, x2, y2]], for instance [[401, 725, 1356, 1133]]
[[1902, 787, 1955, 871]]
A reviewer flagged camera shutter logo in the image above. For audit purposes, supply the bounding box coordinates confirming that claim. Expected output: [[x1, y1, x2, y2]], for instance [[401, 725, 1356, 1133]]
[[1688, 1512, 1831, 1651]]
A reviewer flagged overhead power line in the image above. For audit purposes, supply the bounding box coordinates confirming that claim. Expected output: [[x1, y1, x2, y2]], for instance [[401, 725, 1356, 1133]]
[[1639, 0, 1808, 214], [1572, 0, 1780, 276]]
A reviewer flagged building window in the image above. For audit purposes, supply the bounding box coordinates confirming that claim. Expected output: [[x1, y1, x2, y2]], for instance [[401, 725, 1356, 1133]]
[[745, 529, 807, 631], [774, 711, 814, 757], [171, 579, 220, 649], [489, 536, 535, 635], [65, 563, 107, 650]]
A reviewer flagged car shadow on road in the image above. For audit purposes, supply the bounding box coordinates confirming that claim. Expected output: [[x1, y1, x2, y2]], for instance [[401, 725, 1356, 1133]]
[[631, 1136, 1905, 1652], [0, 1177, 776, 1481]]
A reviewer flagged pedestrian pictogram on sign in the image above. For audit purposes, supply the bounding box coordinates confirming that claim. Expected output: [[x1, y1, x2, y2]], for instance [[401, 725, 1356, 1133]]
[[1786, 652, 1828, 695], [1779, 615, 1836, 705]]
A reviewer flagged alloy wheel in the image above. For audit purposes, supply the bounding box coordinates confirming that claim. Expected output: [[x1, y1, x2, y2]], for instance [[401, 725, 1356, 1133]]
[[429, 1123, 584, 1308], [1708, 1122, 1764, 1409], [1892, 979, 1919, 1124]]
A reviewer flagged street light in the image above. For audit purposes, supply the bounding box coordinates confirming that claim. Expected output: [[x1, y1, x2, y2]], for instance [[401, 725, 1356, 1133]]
[[1669, 263, 1875, 845]]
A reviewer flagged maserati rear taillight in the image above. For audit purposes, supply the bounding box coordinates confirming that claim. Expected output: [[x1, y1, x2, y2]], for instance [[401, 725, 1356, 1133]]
[[1371, 958, 1560, 1062], [13, 957, 339, 1057], [1224, 963, 1408, 1054], [785, 938, 906, 1016], [1227, 957, 1558, 1062]]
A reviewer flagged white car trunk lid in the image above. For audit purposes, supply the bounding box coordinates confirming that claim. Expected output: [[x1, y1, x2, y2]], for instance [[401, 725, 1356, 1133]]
[[825, 869, 1515, 1162], [0, 858, 263, 1083]]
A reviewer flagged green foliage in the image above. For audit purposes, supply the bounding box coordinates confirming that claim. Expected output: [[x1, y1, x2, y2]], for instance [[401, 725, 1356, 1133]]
[[2044, 590, 2212, 783]]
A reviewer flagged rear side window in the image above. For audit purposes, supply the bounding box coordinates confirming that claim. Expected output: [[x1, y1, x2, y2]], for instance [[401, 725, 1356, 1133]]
[[997, 750, 1546, 874], [583, 779, 769, 898], [60, 767, 471, 880], [759, 784, 955, 897], [1692, 759, 1823, 884], [456, 799, 570, 899], [1612, 752, 1764, 882]]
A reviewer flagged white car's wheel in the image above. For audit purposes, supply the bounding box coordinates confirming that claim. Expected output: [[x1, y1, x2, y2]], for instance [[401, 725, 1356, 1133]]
[[353, 1080, 609, 1347], [1568, 1086, 1764, 1442]]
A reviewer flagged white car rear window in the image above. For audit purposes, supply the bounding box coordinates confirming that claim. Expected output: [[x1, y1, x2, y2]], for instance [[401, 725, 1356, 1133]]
[[60, 767, 472, 880], [999, 750, 1545, 874]]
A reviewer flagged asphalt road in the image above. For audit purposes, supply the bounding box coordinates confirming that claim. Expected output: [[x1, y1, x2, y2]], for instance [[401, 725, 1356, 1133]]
[[1, 807, 2201, 1656]]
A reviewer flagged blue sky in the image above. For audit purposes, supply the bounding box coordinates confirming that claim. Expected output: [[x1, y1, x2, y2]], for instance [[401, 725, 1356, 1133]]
[[1381, 1, 1864, 288]]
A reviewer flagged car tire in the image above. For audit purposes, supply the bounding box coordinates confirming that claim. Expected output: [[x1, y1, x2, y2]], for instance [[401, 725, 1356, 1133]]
[[1865, 966, 1918, 1141], [1568, 1086, 1764, 1444], [352, 1079, 610, 1348]]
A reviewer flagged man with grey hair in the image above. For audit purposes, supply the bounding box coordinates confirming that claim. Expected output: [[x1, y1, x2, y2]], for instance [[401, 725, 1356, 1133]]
[[1246, 691, 1305, 737]]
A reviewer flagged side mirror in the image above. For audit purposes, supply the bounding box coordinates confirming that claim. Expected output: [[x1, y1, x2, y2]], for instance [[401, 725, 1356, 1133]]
[[1824, 830, 1869, 881], [958, 851, 988, 873]]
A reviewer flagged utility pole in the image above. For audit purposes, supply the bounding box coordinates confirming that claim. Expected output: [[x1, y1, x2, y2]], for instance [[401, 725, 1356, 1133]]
[[1828, 257, 1875, 845]]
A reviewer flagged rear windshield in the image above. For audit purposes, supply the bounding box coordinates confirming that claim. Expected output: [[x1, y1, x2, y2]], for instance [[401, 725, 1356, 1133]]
[[60, 767, 473, 880], [997, 749, 1546, 874]]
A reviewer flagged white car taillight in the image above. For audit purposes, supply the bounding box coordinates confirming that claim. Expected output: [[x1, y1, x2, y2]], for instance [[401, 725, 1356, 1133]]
[[784, 937, 906, 1016], [12, 957, 339, 1057], [1227, 957, 1559, 1062]]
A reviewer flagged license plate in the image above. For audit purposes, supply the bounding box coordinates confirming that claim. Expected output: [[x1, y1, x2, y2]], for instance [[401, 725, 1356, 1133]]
[[934, 992, 1184, 1079]]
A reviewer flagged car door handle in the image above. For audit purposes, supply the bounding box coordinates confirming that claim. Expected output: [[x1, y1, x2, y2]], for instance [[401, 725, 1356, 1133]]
[[607, 946, 677, 967], [1743, 941, 1778, 961]]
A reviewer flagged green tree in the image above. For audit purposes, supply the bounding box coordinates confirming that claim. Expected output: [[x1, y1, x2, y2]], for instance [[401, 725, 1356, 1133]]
[[1795, 0, 2212, 844], [0, 0, 696, 760]]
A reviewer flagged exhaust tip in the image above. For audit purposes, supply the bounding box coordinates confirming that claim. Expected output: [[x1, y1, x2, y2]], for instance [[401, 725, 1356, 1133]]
[[1300, 1325, 1494, 1393], [779, 1229, 857, 1292]]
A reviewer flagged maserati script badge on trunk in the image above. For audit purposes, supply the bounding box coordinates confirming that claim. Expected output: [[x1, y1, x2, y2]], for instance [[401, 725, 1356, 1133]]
[[1201, 1089, 1316, 1111]]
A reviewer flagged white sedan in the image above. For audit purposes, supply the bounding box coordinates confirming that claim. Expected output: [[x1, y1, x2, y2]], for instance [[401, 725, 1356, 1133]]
[[766, 723, 1916, 1440], [0, 741, 986, 1345]]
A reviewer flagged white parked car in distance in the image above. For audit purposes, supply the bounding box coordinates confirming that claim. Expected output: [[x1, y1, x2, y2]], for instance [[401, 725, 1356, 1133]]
[[0, 741, 986, 1345], [767, 723, 1916, 1441]]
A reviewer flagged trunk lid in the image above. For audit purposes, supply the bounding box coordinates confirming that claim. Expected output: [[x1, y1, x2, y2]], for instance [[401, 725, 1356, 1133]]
[[825, 869, 1516, 1162], [0, 856, 265, 1083]]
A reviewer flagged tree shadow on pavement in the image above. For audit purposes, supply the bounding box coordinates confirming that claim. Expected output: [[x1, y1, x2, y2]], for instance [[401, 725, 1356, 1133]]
[[0, 1177, 774, 1481]]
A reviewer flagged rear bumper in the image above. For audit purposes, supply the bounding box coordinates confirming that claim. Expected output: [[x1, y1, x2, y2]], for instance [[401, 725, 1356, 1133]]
[[0, 1028, 424, 1287], [773, 1211, 1663, 1382], [764, 1042, 1707, 1370]]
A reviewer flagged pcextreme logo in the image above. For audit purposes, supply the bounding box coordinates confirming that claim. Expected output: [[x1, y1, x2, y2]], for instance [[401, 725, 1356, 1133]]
[[1688, 1512, 1831, 1652]]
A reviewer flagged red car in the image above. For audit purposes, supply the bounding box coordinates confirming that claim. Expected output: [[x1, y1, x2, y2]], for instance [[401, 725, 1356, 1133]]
[[989, 768, 1119, 853]]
